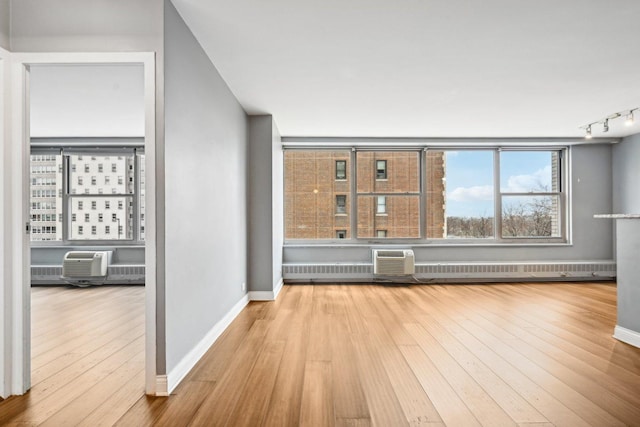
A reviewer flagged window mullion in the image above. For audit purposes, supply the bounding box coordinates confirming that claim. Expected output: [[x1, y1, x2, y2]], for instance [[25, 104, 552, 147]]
[[494, 149, 502, 241], [349, 148, 357, 240]]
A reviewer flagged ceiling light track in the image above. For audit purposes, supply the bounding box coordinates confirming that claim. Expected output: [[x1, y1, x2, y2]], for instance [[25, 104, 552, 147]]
[[581, 108, 638, 138]]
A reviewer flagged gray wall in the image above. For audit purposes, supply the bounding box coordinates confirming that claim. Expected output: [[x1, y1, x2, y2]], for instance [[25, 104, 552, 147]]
[[10, 0, 162, 52], [164, 1, 248, 374], [613, 133, 640, 214], [612, 133, 640, 333], [0, 0, 8, 50], [247, 116, 283, 292], [284, 143, 614, 264]]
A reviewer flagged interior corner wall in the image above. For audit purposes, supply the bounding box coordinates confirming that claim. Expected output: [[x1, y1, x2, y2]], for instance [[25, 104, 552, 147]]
[[0, 0, 9, 50], [612, 133, 640, 214], [164, 1, 248, 374], [271, 122, 284, 288], [248, 115, 283, 293]]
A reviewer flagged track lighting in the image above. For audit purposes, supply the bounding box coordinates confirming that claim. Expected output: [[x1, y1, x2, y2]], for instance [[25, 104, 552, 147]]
[[581, 107, 638, 139]]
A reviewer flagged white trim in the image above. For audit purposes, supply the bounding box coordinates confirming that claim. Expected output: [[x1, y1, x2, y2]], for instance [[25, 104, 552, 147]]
[[249, 278, 284, 301], [10, 54, 31, 395], [154, 375, 169, 397], [166, 294, 250, 394], [249, 291, 275, 301], [0, 46, 10, 398], [273, 277, 284, 299], [613, 325, 640, 349], [7, 52, 158, 397]]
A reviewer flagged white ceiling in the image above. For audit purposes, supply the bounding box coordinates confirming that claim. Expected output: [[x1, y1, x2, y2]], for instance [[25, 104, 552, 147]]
[[171, 0, 640, 138]]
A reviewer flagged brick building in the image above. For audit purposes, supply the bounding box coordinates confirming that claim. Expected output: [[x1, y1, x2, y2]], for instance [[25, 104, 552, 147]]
[[284, 150, 445, 239]]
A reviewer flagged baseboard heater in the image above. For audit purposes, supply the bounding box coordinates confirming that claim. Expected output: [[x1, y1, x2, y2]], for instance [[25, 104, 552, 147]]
[[283, 261, 616, 283]]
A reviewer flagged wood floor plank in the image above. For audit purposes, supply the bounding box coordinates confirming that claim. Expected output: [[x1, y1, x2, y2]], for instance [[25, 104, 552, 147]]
[[299, 361, 334, 427], [351, 332, 416, 426], [262, 290, 313, 427], [225, 340, 286, 427], [399, 344, 482, 427], [147, 380, 217, 427], [408, 317, 547, 424], [186, 319, 270, 426], [409, 286, 594, 427]]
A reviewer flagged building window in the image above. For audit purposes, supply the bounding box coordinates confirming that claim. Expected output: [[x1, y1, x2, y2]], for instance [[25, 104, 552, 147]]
[[376, 196, 386, 214], [91, 225, 97, 235], [376, 230, 387, 238], [85, 213, 90, 222], [336, 160, 347, 180], [336, 230, 347, 239], [91, 201, 97, 210], [105, 225, 110, 234], [336, 195, 347, 214], [376, 160, 387, 180], [78, 226, 83, 235], [98, 213, 103, 222]]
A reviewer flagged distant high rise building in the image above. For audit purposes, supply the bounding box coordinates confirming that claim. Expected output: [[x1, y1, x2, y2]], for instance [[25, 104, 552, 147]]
[[30, 154, 63, 241]]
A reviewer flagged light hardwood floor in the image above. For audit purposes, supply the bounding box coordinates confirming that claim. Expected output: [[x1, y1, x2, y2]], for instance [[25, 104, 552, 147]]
[[2, 282, 640, 426], [0, 285, 145, 426]]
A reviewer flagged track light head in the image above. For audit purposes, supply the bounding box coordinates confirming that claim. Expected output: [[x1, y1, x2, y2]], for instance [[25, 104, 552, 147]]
[[626, 111, 635, 126], [585, 125, 592, 139], [603, 119, 609, 133]]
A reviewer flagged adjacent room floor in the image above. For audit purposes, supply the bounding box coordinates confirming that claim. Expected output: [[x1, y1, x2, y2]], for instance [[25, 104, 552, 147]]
[[1, 282, 639, 426]]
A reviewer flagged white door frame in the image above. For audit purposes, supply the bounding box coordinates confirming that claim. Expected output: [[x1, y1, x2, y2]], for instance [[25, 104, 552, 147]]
[[8, 52, 158, 396], [0, 45, 12, 399]]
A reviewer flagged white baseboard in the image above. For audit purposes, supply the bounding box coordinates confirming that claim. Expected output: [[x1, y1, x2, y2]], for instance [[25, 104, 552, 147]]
[[155, 375, 169, 396], [613, 325, 640, 349], [166, 294, 250, 393], [273, 277, 284, 299], [249, 277, 284, 301]]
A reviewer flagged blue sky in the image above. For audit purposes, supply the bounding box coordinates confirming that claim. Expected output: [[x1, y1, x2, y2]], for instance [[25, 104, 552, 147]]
[[445, 151, 552, 217]]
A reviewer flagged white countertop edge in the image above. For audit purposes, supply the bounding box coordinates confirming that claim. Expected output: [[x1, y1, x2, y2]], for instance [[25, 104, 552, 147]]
[[594, 214, 640, 219]]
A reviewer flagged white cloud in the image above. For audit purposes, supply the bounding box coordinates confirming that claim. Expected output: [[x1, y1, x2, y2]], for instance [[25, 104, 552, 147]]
[[448, 185, 493, 202], [504, 165, 552, 192]]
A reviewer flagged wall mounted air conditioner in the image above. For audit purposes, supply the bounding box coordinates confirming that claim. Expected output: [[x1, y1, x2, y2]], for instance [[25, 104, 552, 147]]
[[62, 251, 111, 285], [373, 249, 415, 275]]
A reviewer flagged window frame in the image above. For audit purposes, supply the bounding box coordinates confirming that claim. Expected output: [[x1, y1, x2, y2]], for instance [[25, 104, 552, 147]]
[[283, 145, 570, 246], [335, 160, 347, 180], [29, 143, 146, 246]]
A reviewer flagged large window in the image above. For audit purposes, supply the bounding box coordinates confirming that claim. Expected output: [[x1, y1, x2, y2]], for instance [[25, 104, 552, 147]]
[[284, 147, 567, 243], [30, 148, 145, 244], [439, 150, 494, 239], [500, 151, 561, 238]]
